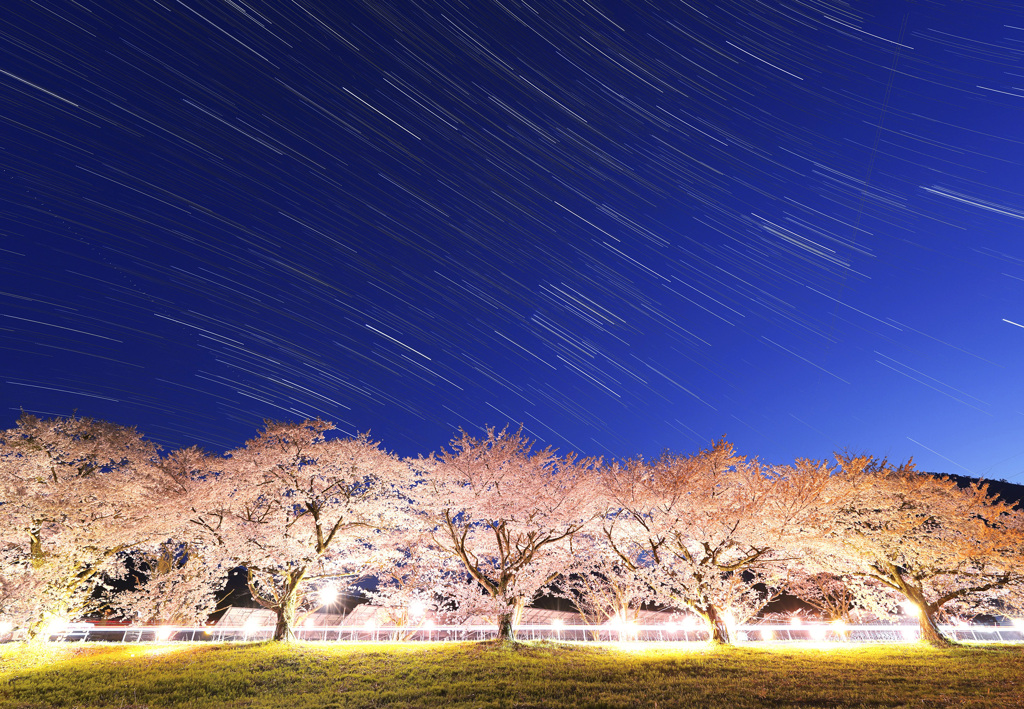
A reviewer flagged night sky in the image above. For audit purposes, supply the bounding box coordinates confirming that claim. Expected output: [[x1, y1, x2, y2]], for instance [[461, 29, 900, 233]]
[[3, 1, 1023, 481]]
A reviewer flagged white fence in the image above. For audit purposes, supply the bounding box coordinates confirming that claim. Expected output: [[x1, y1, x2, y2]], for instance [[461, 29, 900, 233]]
[[24, 621, 1024, 644]]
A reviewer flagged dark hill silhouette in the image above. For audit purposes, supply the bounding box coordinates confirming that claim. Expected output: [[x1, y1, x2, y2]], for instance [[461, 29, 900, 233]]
[[937, 473, 1024, 510]]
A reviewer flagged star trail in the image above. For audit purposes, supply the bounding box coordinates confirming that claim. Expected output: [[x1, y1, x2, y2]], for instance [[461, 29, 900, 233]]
[[2, 0, 1023, 480]]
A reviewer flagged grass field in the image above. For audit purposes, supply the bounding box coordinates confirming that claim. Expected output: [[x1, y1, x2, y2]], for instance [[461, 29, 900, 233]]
[[2, 640, 1022, 708]]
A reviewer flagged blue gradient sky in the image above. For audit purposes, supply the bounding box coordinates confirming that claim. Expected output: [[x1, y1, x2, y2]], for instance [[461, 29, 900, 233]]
[[2, 1, 1023, 480]]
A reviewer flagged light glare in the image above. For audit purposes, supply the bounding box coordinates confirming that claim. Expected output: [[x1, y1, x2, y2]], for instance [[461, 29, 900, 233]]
[[319, 585, 338, 606]]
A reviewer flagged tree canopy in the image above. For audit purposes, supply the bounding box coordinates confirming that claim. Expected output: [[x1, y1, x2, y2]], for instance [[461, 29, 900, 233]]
[[2, 414, 1022, 646]]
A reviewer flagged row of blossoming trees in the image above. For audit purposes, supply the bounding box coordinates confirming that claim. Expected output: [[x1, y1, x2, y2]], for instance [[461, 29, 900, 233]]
[[2, 414, 1022, 646]]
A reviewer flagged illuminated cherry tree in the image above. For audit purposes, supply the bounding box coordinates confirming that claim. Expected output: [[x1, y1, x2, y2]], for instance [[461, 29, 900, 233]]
[[601, 443, 837, 643], [103, 541, 222, 626], [825, 455, 1024, 646], [412, 427, 600, 641], [549, 532, 651, 628], [98, 446, 229, 627], [5, 406, 1023, 647], [0, 545, 51, 635], [188, 420, 408, 641], [785, 569, 900, 622], [363, 535, 467, 636], [0, 414, 177, 638]]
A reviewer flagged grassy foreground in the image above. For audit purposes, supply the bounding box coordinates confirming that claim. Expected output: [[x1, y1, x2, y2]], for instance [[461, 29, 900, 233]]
[[1, 641, 1023, 709]]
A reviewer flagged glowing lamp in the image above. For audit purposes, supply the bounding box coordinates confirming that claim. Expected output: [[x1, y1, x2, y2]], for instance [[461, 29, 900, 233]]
[[760, 628, 773, 641], [155, 626, 173, 641], [810, 626, 826, 641], [364, 618, 376, 629], [409, 600, 426, 617], [789, 616, 802, 627], [680, 616, 696, 629], [423, 619, 435, 628], [46, 617, 68, 636], [899, 601, 921, 617], [319, 585, 338, 606], [552, 618, 564, 627], [1012, 618, 1024, 629]]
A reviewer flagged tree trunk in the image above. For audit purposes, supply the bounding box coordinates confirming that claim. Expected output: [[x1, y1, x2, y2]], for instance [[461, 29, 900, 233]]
[[29, 529, 44, 567], [271, 574, 304, 642], [273, 598, 297, 641], [496, 598, 525, 642], [513, 597, 525, 626], [903, 588, 952, 648], [25, 610, 64, 643], [497, 612, 516, 641], [916, 610, 951, 647], [700, 604, 732, 644], [25, 618, 45, 642]]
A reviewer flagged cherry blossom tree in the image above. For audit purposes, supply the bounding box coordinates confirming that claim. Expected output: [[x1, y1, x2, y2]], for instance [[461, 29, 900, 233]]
[[0, 543, 56, 638], [0, 414, 176, 638], [412, 427, 600, 641], [600, 443, 836, 643], [103, 542, 222, 626], [363, 535, 466, 638], [187, 420, 408, 641], [784, 569, 900, 622], [97, 445, 230, 627], [549, 532, 652, 629], [825, 454, 1024, 646]]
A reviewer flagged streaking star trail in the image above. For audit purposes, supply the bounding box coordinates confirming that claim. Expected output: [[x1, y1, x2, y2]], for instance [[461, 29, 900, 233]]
[[1, 1, 1023, 479]]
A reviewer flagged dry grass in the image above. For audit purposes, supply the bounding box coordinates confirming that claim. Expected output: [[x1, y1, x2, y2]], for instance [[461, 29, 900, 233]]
[[2, 640, 1022, 708]]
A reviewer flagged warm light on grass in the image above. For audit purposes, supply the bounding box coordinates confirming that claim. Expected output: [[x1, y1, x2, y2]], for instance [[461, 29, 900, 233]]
[[1, 642, 1022, 708], [139, 643, 193, 658]]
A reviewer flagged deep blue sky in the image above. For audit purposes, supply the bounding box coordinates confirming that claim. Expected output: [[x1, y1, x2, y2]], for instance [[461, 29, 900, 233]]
[[2, 1, 1023, 480]]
